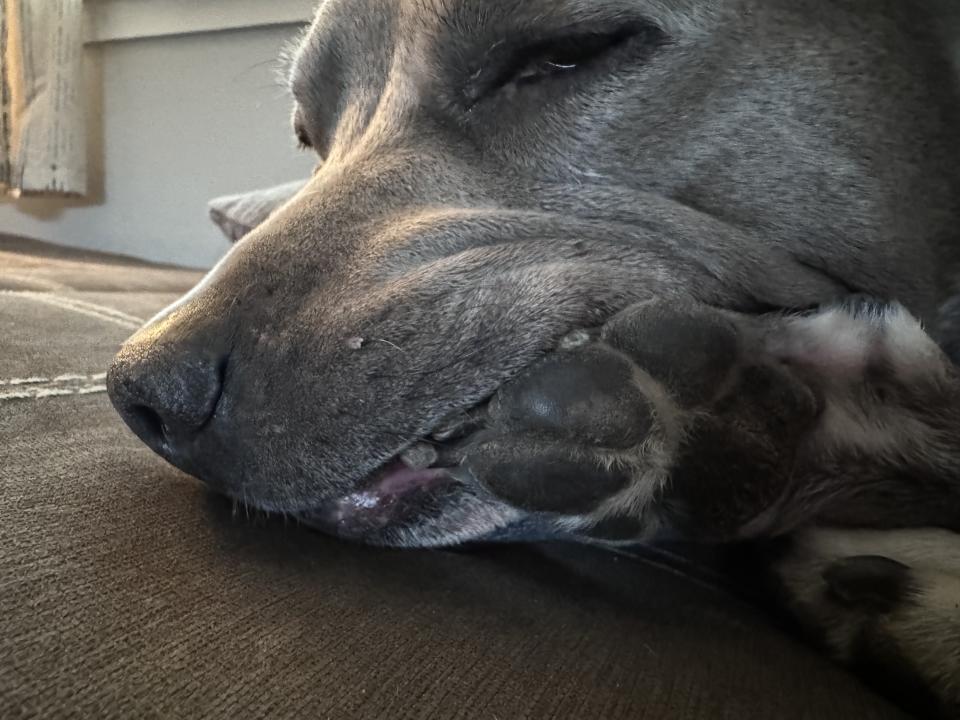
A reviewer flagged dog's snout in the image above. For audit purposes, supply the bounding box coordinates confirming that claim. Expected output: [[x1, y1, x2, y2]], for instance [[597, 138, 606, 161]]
[[107, 334, 227, 461]]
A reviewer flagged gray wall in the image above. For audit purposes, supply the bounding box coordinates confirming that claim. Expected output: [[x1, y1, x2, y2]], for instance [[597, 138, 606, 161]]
[[0, 25, 315, 269]]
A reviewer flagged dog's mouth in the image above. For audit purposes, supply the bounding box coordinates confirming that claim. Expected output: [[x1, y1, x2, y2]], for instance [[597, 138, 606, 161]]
[[298, 403, 491, 540]]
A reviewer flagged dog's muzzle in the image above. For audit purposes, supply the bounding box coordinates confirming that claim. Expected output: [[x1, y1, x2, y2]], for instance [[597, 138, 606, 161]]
[[107, 333, 229, 471]]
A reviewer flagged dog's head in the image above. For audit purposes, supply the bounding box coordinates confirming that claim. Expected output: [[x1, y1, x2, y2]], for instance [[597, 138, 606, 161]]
[[107, 0, 957, 547]]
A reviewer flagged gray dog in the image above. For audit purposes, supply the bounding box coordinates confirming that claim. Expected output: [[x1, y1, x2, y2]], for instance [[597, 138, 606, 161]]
[[107, 0, 960, 713]]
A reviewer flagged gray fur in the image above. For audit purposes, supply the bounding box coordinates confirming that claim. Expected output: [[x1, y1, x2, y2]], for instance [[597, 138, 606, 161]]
[[105, 0, 960, 709]]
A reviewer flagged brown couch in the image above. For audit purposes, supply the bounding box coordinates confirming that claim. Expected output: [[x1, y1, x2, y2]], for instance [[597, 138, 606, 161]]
[[0, 236, 912, 719]]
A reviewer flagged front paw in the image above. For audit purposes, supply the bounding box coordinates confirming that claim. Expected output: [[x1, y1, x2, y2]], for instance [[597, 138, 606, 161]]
[[487, 341, 656, 451], [453, 303, 740, 529], [460, 340, 662, 517], [456, 300, 821, 540]]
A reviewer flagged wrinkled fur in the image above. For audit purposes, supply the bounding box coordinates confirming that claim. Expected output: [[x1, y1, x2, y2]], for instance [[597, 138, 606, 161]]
[[107, 0, 960, 712]]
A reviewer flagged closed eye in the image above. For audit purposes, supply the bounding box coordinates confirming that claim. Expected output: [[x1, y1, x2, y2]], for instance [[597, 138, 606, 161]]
[[293, 106, 323, 156], [468, 22, 668, 106], [294, 107, 313, 150], [295, 124, 312, 151]]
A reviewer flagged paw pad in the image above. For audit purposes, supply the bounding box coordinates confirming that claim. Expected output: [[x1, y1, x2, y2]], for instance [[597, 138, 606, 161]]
[[602, 302, 740, 407]]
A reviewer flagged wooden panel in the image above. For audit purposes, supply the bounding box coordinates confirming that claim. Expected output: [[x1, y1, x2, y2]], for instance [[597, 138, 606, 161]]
[[85, 0, 314, 43]]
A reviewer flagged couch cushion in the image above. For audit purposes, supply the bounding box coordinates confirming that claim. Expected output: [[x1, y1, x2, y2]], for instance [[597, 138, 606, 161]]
[[208, 180, 306, 242], [0, 235, 910, 719]]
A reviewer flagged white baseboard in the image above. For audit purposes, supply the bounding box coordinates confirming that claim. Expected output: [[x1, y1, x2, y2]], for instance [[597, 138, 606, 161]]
[[85, 0, 316, 44]]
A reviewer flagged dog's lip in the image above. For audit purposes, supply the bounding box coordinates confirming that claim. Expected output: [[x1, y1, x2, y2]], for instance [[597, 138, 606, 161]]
[[297, 456, 466, 538], [356, 457, 454, 500], [296, 395, 499, 536], [295, 412, 486, 535]]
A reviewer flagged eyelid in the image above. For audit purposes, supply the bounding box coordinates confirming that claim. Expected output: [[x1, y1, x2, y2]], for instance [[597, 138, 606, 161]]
[[293, 106, 313, 150], [296, 129, 313, 150], [466, 20, 665, 105]]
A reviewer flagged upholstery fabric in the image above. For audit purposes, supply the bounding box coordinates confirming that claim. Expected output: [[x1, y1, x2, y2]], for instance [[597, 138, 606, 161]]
[[0, 235, 910, 719], [208, 180, 307, 242]]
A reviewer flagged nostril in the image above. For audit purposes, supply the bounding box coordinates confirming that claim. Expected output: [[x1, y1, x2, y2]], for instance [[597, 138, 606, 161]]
[[107, 342, 230, 460], [128, 404, 168, 448]]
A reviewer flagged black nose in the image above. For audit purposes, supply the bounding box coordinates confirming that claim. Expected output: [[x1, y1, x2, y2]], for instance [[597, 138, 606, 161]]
[[107, 335, 227, 461]]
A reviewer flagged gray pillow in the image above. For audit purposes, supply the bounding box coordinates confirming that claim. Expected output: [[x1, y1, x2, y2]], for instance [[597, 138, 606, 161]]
[[208, 179, 307, 242]]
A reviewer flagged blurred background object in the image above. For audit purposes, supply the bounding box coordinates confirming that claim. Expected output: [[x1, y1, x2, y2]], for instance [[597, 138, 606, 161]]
[[0, 0, 316, 269], [1, 0, 86, 197]]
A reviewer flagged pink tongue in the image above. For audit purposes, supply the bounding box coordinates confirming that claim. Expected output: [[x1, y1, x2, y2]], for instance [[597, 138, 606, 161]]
[[374, 461, 449, 496], [324, 461, 451, 532]]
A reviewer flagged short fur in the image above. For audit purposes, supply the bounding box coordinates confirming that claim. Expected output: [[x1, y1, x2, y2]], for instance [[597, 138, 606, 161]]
[[106, 0, 960, 712]]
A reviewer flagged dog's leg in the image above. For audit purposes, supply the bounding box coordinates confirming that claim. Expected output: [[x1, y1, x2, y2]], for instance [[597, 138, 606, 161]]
[[455, 299, 960, 712], [773, 527, 960, 718], [459, 298, 960, 540]]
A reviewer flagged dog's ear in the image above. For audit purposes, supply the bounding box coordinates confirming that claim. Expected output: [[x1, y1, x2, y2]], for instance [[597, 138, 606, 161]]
[[208, 179, 307, 243]]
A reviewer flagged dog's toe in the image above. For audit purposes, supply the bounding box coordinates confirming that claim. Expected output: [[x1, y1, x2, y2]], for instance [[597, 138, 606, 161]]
[[459, 436, 633, 514], [601, 300, 741, 407], [489, 343, 655, 450]]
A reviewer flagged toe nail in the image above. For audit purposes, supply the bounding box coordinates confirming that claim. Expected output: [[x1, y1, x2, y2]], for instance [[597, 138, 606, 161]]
[[559, 329, 593, 350], [400, 443, 439, 470]]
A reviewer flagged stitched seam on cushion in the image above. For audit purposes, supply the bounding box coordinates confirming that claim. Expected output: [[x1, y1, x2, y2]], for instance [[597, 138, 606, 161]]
[[0, 372, 108, 401], [0, 290, 145, 329]]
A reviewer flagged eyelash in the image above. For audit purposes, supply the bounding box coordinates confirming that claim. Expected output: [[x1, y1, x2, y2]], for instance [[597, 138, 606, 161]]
[[472, 23, 665, 105], [293, 23, 665, 145], [504, 33, 632, 86], [296, 127, 312, 151]]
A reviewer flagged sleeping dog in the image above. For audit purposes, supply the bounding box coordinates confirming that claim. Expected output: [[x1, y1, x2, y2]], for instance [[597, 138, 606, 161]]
[[107, 0, 960, 713]]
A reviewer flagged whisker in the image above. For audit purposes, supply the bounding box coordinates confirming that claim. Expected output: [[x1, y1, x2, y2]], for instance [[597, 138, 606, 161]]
[[371, 338, 405, 352], [231, 56, 286, 82]]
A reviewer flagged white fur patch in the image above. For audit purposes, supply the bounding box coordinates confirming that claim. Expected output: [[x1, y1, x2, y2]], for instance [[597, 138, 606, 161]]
[[780, 527, 960, 707], [776, 308, 874, 377], [796, 527, 960, 576], [768, 303, 952, 460]]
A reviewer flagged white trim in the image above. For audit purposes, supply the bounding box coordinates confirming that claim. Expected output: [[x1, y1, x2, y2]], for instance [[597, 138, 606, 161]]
[[0, 372, 107, 387], [0, 372, 109, 401], [0, 384, 108, 401], [84, 0, 315, 44], [0, 290, 145, 330]]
